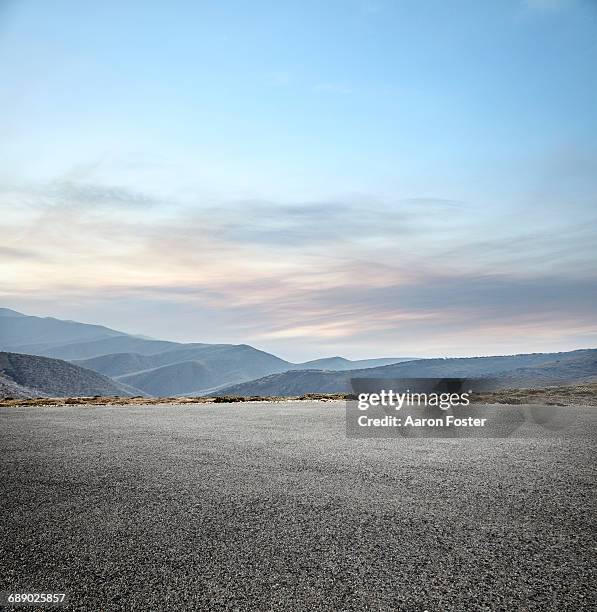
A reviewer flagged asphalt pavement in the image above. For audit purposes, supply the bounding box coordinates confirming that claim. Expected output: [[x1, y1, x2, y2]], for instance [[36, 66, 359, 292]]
[[1, 402, 595, 611]]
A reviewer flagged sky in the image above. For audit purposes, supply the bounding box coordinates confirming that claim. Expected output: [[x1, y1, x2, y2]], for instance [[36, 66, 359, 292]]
[[0, 0, 596, 361]]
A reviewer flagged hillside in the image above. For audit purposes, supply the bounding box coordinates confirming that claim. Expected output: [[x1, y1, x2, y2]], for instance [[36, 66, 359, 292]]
[[0, 372, 38, 399], [217, 369, 345, 396], [496, 353, 597, 387], [0, 352, 145, 398], [216, 349, 597, 396], [115, 361, 217, 396]]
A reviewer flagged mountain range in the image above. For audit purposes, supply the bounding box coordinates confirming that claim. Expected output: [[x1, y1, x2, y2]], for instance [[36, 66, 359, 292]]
[[0, 308, 413, 397], [1, 307, 595, 398], [215, 348, 597, 396]]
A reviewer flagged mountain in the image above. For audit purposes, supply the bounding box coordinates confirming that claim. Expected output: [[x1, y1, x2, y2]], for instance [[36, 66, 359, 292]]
[[0, 352, 145, 398], [0, 308, 126, 354], [74, 349, 415, 395], [0, 310, 290, 394], [215, 349, 597, 396], [74, 351, 416, 396], [33, 336, 182, 360], [76, 343, 289, 376], [73, 352, 169, 377], [0, 308, 186, 360], [115, 361, 216, 396], [110, 345, 293, 396]]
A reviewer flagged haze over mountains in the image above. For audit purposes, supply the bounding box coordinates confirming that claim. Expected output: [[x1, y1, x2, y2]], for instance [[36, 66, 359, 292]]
[[1, 307, 595, 398], [0, 308, 413, 397]]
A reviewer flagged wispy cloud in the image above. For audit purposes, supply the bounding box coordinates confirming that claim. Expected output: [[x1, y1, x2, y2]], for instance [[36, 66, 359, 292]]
[[46, 181, 161, 209], [0, 246, 43, 260], [1, 177, 595, 358]]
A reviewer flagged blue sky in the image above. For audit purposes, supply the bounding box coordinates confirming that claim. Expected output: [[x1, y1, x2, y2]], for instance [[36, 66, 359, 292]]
[[0, 0, 596, 360]]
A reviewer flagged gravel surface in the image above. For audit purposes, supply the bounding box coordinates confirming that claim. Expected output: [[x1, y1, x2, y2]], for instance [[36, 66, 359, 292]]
[[1, 401, 595, 611]]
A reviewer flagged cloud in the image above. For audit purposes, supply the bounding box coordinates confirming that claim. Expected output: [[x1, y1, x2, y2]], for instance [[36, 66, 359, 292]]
[[0, 246, 43, 260], [1, 178, 596, 357], [46, 181, 161, 209], [175, 197, 470, 250]]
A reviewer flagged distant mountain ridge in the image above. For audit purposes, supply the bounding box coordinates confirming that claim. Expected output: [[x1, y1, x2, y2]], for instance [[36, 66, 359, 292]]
[[216, 349, 597, 396], [3, 307, 594, 399], [289, 356, 413, 371], [110, 345, 292, 396], [8, 335, 181, 360], [0, 307, 127, 353], [74, 349, 415, 396], [0, 308, 412, 396]]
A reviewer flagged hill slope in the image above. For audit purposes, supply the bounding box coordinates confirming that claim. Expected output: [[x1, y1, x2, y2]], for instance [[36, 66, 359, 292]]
[[0, 372, 39, 399], [116, 361, 217, 396], [0, 352, 145, 398], [216, 349, 597, 396]]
